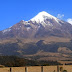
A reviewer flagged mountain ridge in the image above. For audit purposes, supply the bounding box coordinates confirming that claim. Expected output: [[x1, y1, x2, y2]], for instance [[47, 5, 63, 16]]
[[1, 11, 72, 39], [0, 11, 72, 61]]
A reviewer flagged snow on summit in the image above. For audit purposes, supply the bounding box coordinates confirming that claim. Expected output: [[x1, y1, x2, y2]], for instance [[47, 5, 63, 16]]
[[31, 11, 59, 23]]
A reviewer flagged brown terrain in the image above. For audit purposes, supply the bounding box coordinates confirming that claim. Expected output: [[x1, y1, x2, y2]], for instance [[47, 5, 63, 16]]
[[0, 65, 72, 72], [0, 11, 72, 62]]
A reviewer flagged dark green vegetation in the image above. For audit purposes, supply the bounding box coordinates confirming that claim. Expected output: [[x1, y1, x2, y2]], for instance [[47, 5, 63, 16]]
[[63, 70, 67, 72], [0, 56, 61, 67]]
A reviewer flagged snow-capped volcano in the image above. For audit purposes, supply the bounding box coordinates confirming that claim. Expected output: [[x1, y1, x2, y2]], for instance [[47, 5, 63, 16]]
[[0, 11, 72, 39], [0, 11, 72, 61], [31, 11, 59, 23]]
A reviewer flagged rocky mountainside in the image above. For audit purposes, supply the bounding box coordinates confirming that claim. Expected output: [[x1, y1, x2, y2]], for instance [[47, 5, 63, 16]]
[[0, 11, 72, 39], [0, 11, 72, 61]]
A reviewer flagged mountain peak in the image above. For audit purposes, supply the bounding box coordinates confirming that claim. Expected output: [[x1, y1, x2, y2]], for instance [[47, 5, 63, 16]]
[[30, 11, 59, 23]]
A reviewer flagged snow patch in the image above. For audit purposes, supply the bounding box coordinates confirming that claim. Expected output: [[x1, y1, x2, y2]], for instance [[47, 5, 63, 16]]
[[31, 11, 59, 23], [2, 28, 11, 33], [9, 26, 12, 28], [27, 27, 31, 31], [20, 26, 22, 27], [67, 18, 72, 25]]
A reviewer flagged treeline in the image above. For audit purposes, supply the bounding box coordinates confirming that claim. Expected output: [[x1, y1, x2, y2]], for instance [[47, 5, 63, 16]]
[[0, 56, 61, 67]]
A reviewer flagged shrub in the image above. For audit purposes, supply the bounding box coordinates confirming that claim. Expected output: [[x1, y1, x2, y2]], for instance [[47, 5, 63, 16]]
[[63, 70, 67, 72]]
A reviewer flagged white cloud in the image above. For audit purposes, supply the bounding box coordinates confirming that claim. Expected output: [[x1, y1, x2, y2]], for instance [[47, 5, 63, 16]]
[[67, 18, 72, 25], [57, 14, 64, 19]]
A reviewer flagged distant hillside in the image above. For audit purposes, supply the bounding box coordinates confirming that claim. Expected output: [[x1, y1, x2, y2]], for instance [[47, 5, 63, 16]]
[[0, 39, 72, 61]]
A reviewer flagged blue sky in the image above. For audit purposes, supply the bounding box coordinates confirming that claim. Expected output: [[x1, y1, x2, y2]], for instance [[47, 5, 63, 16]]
[[0, 0, 72, 30]]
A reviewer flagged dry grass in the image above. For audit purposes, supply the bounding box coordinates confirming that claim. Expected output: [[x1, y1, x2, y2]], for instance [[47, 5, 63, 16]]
[[58, 61, 72, 65], [0, 36, 71, 44]]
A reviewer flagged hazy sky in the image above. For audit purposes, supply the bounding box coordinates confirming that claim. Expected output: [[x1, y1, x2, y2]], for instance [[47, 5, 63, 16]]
[[0, 0, 72, 30]]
